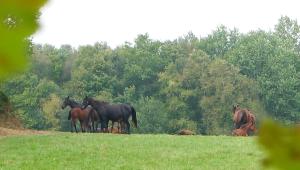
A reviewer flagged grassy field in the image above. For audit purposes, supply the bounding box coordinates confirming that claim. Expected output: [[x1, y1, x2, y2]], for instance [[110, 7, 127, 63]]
[[0, 133, 264, 170]]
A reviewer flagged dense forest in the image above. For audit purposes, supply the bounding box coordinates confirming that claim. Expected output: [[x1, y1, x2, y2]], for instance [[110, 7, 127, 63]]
[[1, 16, 299, 135]]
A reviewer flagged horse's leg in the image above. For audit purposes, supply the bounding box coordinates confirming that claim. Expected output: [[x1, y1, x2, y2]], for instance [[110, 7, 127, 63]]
[[125, 120, 130, 134], [80, 120, 84, 133], [121, 121, 126, 134], [87, 121, 91, 133], [91, 119, 94, 133], [70, 121, 73, 133], [93, 115, 97, 133], [91, 114, 96, 133], [117, 121, 121, 133], [94, 120, 97, 132], [105, 120, 109, 133], [74, 120, 78, 133], [90, 117, 94, 133], [100, 119, 108, 133], [111, 121, 115, 133], [95, 120, 98, 132]]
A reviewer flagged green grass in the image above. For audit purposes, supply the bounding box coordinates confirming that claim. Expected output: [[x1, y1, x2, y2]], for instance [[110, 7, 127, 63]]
[[0, 133, 264, 170]]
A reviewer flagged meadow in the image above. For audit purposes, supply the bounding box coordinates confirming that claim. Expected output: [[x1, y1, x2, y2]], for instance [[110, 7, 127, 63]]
[[0, 133, 264, 170]]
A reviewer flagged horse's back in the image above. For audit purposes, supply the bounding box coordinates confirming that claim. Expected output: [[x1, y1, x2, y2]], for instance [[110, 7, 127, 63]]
[[71, 107, 89, 119], [103, 104, 123, 120]]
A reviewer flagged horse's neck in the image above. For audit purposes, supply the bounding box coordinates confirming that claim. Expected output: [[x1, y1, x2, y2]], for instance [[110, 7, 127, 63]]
[[69, 100, 80, 108], [91, 101, 109, 113], [93, 100, 108, 106], [234, 108, 242, 113]]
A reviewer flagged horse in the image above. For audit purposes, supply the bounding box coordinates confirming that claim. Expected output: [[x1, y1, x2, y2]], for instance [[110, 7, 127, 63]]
[[232, 117, 256, 136], [82, 96, 137, 134], [232, 104, 256, 135], [177, 129, 196, 135], [87, 107, 101, 133], [232, 128, 248, 136], [61, 96, 98, 133]]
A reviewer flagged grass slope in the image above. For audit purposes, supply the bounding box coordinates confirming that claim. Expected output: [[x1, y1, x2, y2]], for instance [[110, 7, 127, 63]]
[[0, 133, 264, 170]]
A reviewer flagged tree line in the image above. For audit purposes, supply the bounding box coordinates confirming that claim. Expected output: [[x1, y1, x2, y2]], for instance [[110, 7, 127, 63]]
[[1, 16, 299, 135]]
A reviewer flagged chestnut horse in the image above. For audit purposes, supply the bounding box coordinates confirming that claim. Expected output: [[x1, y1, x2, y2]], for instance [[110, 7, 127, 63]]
[[62, 96, 98, 133], [232, 104, 256, 136], [232, 121, 254, 136], [232, 128, 248, 136]]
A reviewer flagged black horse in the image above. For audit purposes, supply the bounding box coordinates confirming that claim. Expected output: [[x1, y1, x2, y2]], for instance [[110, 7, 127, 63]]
[[82, 96, 137, 134], [62, 96, 99, 132]]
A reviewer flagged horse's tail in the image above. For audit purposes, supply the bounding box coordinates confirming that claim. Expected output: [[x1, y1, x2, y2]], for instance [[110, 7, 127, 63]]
[[130, 106, 137, 128]]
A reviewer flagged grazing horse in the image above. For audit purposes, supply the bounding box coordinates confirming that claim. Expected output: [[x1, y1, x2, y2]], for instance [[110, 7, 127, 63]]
[[61, 96, 97, 133], [232, 128, 248, 136], [232, 104, 256, 136], [232, 121, 252, 136], [177, 129, 196, 135], [82, 96, 137, 134]]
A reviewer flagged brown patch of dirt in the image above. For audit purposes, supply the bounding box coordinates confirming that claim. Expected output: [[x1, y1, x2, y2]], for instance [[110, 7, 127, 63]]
[[0, 127, 50, 137], [0, 113, 50, 137], [0, 113, 23, 129]]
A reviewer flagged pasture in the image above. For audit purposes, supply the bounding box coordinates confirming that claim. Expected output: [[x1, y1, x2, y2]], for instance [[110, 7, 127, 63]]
[[0, 133, 264, 170]]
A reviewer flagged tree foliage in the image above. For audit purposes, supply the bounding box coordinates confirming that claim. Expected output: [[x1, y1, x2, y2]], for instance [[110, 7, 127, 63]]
[[1, 17, 299, 135]]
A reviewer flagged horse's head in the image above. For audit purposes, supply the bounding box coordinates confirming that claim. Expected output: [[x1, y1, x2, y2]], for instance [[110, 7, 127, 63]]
[[82, 96, 91, 109], [232, 104, 240, 114], [61, 96, 70, 109]]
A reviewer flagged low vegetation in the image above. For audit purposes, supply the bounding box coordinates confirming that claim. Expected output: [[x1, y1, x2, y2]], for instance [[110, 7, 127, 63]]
[[0, 133, 263, 170]]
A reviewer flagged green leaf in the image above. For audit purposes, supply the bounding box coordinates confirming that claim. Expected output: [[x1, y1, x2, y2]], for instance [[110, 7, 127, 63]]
[[0, 0, 48, 79], [258, 120, 300, 170]]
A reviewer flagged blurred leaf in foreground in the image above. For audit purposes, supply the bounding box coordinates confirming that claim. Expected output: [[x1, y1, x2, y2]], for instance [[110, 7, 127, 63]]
[[0, 0, 48, 79], [258, 120, 300, 170]]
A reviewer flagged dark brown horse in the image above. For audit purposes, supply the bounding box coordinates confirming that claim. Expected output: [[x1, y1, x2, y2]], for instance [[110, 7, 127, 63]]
[[82, 97, 137, 134], [232, 104, 256, 135], [88, 107, 101, 133], [62, 96, 97, 133]]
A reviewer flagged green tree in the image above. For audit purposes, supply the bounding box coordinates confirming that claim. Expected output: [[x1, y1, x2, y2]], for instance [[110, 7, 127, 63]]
[[274, 16, 300, 52], [199, 25, 239, 59], [135, 97, 168, 134]]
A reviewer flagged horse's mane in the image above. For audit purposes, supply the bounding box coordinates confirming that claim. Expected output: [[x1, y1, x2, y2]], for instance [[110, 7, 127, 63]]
[[68, 99, 81, 108], [88, 97, 109, 106], [95, 100, 109, 105]]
